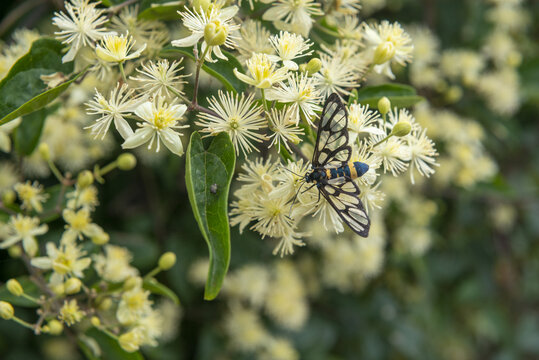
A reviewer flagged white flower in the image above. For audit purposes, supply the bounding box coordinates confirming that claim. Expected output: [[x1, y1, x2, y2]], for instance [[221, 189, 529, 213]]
[[0, 215, 48, 257], [347, 103, 385, 143], [314, 53, 360, 98], [266, 73, 322, 124], [370, 134, 410, 176], [267, 107, 304, 152], [93, 245, 139, 283], [52, 0, 113, 62], [196, 91, 267, 156], [262, 0, 323, 37], [362, 21, 413, 79], [31, 239, 92, 286], [236, 20, 274, 64], [122, 97, 188, 156], [268, 31, 313, 70], [234, 53, 288, 89], [85, 83, 141, 140], [117, 278, 152, 324], [14, 181, 49, 213], [171, 6, 239, 62], [130, 59, 188, 98], [406, 129, 439, 184], [95, 33, 146, 63]]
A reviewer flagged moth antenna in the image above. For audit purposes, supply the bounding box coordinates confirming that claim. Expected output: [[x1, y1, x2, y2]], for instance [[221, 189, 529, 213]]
[[288, 180, 307, 217], [278, 165, 303, 177]]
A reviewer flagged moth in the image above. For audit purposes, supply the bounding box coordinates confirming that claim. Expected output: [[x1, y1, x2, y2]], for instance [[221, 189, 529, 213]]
[[296, 93, 371, 237]]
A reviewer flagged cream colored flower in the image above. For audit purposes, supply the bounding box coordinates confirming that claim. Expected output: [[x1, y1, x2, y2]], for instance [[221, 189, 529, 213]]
[[122, 97, 188, 156], [63, 208, 104, 241], [262, 0, 323, 37], [59, 299, 85, 326], [234, 53, 288, 89], [14, 181, 49, 213], [117, 278, 153, 324], [95, 33, 146, 63], [130, 59, 188, 98], [0, 215, 48, 257], [268, 31, 313, 70], [93, 245, 139, 283], [267, 107, 304, 152]]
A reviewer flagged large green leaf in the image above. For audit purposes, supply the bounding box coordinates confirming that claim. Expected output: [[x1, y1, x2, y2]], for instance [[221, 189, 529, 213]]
[[0, 276, 41, 307], [13, 104, 59, 156], [85, 327, 144, 360], [0, 38, 79, 125], [160, 46, 246, 93], [355, 83, 424, 108], [185, 132, 235, 300], [143, 278, 180, 305]]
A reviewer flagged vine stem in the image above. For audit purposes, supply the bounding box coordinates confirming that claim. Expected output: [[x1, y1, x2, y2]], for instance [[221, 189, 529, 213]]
[[166, 85, 220, 117], [107, 0, 140, 15], [190, 46, 210, 111]]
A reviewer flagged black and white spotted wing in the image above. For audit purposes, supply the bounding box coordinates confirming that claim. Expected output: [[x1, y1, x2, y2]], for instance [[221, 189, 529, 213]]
[[318, 180, 370, 237], [312, 93, 351, 168], [312, 94, 371, 237]]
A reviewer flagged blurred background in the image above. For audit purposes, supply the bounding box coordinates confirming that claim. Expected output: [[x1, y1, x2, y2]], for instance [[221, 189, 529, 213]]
[[0, 0, 538, 359]]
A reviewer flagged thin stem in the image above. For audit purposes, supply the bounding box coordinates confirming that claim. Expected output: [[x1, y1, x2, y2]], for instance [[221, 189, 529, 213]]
[[119, 62, 128, 83], [107, 0, 140, 15], [382, 113, 387, 127], [22, 293, 40, 304], [190, 46, 210, 110], [288, 142, 309, 163], [260, 89, 270, 113], [12, 316, 35, 330], [144, 267, 161, 280], [166, 85, 219, 117], [370, 134, 393, 149], [300, 112, 316, 145], [98, 161, 118, 177], [314, 22, 341, 38], [47, 159, 64, 183]]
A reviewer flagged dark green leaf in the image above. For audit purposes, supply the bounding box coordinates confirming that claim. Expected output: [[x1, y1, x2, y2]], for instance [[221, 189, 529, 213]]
[[160, 46, 245, 93], [0, 38, 80, 125], [13, 105, 55, 156], [355, 83, 424, 109], [138, 2, 182, 20], [86, 327, 145, 360], [185, 132, 235, 300], [0, 276, 41, 307], [143, 278, 181, 305]]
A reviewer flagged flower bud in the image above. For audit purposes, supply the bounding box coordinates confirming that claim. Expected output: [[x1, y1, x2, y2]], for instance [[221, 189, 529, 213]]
[[7, 245, 22, 258], [204, 21, 228, 46], [158, 252, 177, 270], [77, 170, 94, 188], [91, 316, 101, 327], [298, 64, 307, 73], [2, 190, 16, 206], [6, 279, 23, 297], [391, 121, 412, 137], [377, 97, 391, 115], [97, 297, 112, 311], [192, 0, 211, 12], [0, 301, 14, 320], [47, 319, 63, 335], [117, 153, 137, 171], [51, 283, 65, 296], [123, 277, 141, 291], [119, 331, 140, 353], [305, 58, 322, 75], [373, 41, 396, 65], [64, 278, 82, 295], [92, 231, 110, 246], [38, 143, 50, 161]]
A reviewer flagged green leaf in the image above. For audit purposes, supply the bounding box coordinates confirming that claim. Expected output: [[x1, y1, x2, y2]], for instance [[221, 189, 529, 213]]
[[160, 46, 245, 93], [0, 38, 80, 125], [86, 327, 144, 360], [13, 104, 58, 156], [0, 276, 41, 307], [355, 83, 424, 108], [185, 132, 236, 300], [138, 2, 182, 20], [143, 278, 181, 305]]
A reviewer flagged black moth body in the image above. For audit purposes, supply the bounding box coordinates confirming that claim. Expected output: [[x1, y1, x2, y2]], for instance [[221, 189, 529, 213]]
[[304, 93, 371, 237]]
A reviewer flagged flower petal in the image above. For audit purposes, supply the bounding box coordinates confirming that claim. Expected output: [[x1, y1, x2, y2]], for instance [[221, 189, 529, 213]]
[[171, 33, 203, 48], [160, 129, 184, 156], [122, 127, 154, 149]]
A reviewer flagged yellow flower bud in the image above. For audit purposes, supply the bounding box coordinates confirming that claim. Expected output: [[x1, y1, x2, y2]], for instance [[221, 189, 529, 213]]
[[6, 279, 23, 297], [192, 0, 211, 12], [64, 278, 82, 295], [52, 283, 65, 296], [2, 189, 15, 206], [123, 277, 140, 291], [38, 143, 50, 161], [204, 21, 228, 46], [117, 153, 137, 171], [373, 41, 396, 65], [377, 97, 391, 115], [158, 252, 177, 270], [92, 231, 110, 246], [0, 301, 14, 320], [7, 245, 22, 258], [391, 121, 412, 137], [97, 297, 112, 311], [119, 331, 141, 353], [91, 316, 101, 327], [298, 64, 307, 73], [305, 58, 322, 75], [47, 319, 63, 335], [77, 170, 94, 188]]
